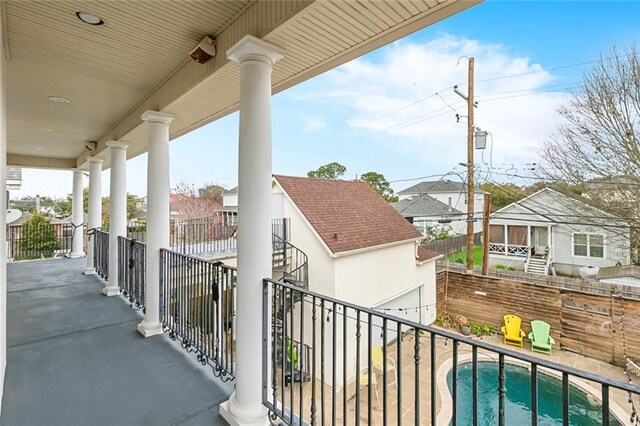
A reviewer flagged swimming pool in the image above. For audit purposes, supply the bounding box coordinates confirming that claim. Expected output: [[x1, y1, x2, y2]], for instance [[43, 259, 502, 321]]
[[446, 361, 621, 425]]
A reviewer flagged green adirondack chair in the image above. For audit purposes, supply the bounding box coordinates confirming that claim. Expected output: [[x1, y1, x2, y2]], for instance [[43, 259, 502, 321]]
[[528, 320, 555, 355]]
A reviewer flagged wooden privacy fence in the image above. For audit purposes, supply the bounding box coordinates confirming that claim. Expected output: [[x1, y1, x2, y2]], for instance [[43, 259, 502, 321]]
[[437, 269, 640, 367], [423, 232, 482, 257]]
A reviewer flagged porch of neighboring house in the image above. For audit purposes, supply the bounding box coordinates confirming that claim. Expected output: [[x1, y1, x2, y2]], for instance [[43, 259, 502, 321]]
[[1, 257, 232, 425], [488, 223, 552, 274]]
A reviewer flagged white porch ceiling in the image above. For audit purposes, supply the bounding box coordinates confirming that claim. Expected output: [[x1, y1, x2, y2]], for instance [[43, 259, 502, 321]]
[[4, 0, 480, 170]]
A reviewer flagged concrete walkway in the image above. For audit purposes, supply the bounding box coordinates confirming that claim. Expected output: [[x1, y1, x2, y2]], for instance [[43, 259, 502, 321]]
[[1, 258, 232, 426]]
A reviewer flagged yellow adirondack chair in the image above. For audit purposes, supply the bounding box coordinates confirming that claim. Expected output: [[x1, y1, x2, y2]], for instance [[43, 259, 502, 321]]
[[501, 314, 526, 348]]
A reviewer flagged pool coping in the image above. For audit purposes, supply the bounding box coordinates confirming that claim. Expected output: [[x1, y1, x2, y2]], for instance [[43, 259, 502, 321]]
[[436, 351, 629, 425]]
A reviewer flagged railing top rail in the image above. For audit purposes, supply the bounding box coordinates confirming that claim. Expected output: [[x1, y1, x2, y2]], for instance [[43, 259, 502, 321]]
[[263, 277, 640, 394], [160, 247, 237, 271]]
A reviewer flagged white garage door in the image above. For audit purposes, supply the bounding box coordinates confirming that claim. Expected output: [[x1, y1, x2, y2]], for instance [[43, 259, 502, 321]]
[[371, 285, 423, 347]]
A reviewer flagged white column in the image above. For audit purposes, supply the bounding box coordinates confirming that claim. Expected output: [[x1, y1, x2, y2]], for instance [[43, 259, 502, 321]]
[[84, 157, 104, 274], [103, 141, 129, 296], [0, 15, 7, 401], [69, 169, 85, 258], [220, 35, 284, 426], [137, 111, 174, 337]]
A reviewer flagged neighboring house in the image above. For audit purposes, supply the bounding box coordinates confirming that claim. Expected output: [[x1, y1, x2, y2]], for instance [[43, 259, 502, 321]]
[[597, 265, 640, 288], [391, 194, 465, 235], [272, 175, 441, 391], [221, 187, 239, 224], [397, 179, 485, 233], [489, 188, 631, 276]]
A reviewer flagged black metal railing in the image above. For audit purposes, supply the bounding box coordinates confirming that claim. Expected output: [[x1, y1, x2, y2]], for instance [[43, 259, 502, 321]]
[[272, 234, 308, 290], [262, 278, 640, 426], [117, 236, 146, 309], [6, 223, 74, 260], [272, 218, 291, 242], [170, 214, 237, 256], [160, 249, 237, 381], [93, 229, 109, 279]]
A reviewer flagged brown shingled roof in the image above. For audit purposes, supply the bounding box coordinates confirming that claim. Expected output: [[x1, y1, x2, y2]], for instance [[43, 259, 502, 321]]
[[417, 246, 441, 262], [274, 175, 422, 254]]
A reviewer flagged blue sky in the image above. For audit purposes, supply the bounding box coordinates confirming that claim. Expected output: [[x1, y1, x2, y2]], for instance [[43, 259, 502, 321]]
[[16, 0, 640, 199]]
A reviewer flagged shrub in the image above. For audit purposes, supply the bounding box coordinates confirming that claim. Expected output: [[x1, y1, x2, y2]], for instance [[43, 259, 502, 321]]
[[20, 214, 60, 258]]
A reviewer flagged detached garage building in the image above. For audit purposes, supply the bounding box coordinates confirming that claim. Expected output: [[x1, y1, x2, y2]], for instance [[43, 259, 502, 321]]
[[272, 175, 441, 391]]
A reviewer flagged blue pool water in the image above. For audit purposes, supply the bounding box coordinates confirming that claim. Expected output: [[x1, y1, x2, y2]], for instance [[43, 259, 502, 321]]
[[446, 362, 622, 425]]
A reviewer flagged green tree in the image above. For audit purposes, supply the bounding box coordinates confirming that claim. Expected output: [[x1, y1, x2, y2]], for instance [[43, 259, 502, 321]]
[[360, 171, 398, 202], [307, 162, 346, 179], [479, 183, 527, 211], [20, 214, 59, 258], [425, 224, 454, 241]]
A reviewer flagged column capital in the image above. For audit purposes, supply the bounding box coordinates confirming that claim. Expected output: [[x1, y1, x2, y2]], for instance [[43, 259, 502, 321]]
[[87, 156, 104, 165], [106, 140, 130, 150], [226, 35, 284, 65], [141, 110, 175, 125], [71, 168, 85, 173]]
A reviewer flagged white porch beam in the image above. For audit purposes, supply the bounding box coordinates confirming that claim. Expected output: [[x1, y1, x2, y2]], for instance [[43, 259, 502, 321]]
[[137, 111, 174, 337], [103, 141, 129, 296], [84, 157, 104, 275], [220, 35, 284, 426], [69, 169, 85, 258]]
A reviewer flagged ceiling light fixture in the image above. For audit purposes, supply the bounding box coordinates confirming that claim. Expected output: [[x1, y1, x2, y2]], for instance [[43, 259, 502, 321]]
[[48, 96, 71, 104], [76, 11, 104, 26], [85, 141, 97, 151]]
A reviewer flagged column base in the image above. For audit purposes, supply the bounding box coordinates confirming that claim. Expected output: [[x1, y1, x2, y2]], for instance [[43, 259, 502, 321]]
[[69, 252, 85, 259], [137, 320, 164, 338], [83, 268, 96, 275], [102, 286, 119, 296], [219, 393, 269, 426]]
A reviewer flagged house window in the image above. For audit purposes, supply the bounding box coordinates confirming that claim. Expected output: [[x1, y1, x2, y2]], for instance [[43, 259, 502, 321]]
[[573, 233, 604, 258]]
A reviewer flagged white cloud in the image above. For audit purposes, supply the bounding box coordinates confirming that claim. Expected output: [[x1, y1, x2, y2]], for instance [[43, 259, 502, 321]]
[[302, 115, 327, 133], [321, 34, 570, 175]]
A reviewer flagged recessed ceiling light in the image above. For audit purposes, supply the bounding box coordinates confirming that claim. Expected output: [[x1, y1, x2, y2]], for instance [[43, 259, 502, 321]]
[[48, 96, 71, 104], [35, 147, 45, 151], [39, 127, 55, 132], [76, 11, 104, 26]]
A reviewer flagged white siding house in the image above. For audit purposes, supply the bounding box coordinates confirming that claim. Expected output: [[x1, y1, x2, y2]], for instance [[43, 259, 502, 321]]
[[489, 188, 631, 276], [397, 179, 485, 234], [273, 175, 441, 392]]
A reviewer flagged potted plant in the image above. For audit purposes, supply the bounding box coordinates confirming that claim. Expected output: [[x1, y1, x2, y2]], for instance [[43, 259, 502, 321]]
[[457, 315, 471, 335]]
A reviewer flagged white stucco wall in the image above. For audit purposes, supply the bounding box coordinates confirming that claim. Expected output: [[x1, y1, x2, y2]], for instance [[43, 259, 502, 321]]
[[334, 242, 422, 307]]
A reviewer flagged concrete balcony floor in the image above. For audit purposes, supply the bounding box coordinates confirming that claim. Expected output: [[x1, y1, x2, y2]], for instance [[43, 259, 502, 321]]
[[1, 258, 232, 425]]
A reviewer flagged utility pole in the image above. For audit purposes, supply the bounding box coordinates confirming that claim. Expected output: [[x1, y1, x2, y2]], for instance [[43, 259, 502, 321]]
[[482, 192, 491, 275], [454, 58, 476, 273]]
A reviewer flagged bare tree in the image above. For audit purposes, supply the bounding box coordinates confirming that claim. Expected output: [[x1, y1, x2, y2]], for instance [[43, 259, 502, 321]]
[[538, 46, 640, 260], [171, 181, 221, 220]]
